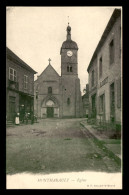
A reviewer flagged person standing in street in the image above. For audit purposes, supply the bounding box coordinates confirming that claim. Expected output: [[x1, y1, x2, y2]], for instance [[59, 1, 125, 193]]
[[15, 113, 20, 125]]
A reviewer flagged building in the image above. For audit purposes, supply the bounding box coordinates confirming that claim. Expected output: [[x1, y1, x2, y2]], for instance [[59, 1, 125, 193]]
[[87, 56, 98, 119], [6, 47, 37, 122], [34, 24, 83, 118], [82, 84, 89, 118], [87, 9, 121, 125]]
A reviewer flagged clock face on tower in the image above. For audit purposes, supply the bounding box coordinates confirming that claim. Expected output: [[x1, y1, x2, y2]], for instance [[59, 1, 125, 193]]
[[67, 50, 73, 57]]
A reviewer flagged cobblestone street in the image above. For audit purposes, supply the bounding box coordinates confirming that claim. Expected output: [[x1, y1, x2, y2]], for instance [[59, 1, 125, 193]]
[[6, 119, 121, 174]]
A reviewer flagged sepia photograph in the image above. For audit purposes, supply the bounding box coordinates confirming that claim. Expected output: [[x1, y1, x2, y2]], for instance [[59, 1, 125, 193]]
[[6, 6, 122, 189]]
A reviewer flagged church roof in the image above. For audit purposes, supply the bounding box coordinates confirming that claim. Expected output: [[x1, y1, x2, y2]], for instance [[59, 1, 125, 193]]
[[36, 64, 60, 80]]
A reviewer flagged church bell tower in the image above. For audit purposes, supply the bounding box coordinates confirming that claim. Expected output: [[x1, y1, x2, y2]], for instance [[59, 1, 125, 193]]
[[60, 23, 78, 76], [60, 23, 82, 118]]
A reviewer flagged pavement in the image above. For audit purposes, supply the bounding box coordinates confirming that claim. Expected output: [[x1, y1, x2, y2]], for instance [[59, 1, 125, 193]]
[[80, 120, 122, 161]]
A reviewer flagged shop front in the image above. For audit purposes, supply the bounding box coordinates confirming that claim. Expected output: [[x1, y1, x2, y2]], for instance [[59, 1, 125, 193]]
[[19, 92, 34, 121]]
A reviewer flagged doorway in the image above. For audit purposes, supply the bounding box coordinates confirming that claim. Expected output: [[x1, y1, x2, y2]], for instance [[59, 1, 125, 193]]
[[47, 107, 54, 118], [91, 94, 96, 118], [8, 96, 16, 122]]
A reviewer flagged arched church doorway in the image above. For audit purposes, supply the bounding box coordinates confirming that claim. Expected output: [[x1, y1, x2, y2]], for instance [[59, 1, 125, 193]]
[[47, 107, 54, 118], [41, 97, 59, 118]]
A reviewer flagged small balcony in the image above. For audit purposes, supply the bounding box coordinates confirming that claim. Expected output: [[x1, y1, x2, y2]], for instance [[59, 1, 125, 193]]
[[8, 79, 19, 91]]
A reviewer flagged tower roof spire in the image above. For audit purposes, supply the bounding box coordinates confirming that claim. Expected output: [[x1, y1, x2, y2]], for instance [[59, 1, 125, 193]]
[[60, 16, 78, 54], [66, 16, 71, 40]]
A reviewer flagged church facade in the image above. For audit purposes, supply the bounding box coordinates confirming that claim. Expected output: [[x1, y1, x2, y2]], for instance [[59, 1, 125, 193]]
[[34, 24, 83, 118]]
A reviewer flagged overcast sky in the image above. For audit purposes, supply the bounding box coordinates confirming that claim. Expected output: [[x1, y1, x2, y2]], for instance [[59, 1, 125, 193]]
[[6, 6, 121, 94]]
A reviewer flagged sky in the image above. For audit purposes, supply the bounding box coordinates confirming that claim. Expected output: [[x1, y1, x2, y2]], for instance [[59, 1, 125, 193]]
[[6, 6, 121, 94]]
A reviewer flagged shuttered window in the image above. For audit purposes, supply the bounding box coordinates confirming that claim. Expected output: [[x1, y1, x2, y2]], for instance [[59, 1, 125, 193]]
[[9, 67, 17, 82]]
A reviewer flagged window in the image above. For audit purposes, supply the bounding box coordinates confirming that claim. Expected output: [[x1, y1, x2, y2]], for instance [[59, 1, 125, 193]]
[[99, 57, 102, 78], [67, 65, 72, 72], [91, 94, 96, 118], [9, 96, 16, 121], [99, 94, 105, 113], [109, 39, 115, 65], [48, 87, 52, 94], [91, 70, 94, 87], [67, 98, 70, 105], [36, 91, 38, 99], [9, 67, 17, 82], [24, 75, 28, 89]]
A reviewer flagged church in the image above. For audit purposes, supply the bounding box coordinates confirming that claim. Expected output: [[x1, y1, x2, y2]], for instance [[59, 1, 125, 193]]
[[34, 24, 83, 118]]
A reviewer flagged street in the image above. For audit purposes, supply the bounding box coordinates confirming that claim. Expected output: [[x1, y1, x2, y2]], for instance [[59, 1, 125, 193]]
[[6, 118, 121, 174]]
